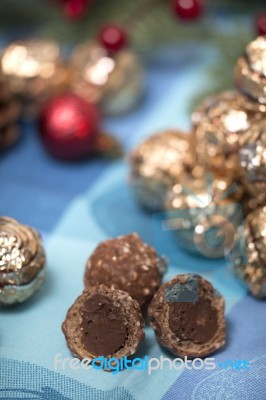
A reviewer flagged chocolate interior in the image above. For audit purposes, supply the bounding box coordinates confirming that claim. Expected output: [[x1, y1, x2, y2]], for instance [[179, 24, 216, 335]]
[[81, 294, 128, 356], [166, 280, 218, 344]]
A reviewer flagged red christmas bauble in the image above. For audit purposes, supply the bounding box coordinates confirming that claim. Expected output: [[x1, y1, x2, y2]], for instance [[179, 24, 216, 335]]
[[98, 24, 128, 52], [255, 13, 266, 36], [54, 0, 90, 19], [39, 94, 100, 161], [172, 0, 203, 21]]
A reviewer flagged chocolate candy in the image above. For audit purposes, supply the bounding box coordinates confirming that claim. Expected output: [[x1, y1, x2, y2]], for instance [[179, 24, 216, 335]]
[[70, 41, 143, 115], [231, 206, 266, 298], [192, 91, 265, 178], [148, 274, 226, 358], [235, 36, 266, 104], [0, 217, 46, 305], [165, 171, 243, 256], [84, 233, 166, 309], [62, 285, 144, 361], [129, 130, 195, 211]]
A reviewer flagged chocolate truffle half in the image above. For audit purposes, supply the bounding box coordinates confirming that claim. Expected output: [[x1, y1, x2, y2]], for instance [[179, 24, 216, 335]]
[[148, 274, 226, 358], [84, 233, 166, 309], [62, 285, 144, 363], [0, 217, 46, 305]]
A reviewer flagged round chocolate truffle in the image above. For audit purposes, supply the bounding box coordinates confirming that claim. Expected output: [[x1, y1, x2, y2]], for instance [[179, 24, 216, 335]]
[[235, 36, 266, 104], [84, 233, 166, 309], [129, 130, 195, 211], [148, 274, 226, 358], [192, 91, 266, 178], [0, 217, 46, 305], [62, 285, 144, 362], [231, 206, 266, 298]]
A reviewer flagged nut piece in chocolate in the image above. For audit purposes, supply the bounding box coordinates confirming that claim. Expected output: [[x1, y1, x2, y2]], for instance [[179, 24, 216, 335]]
[[231, 206, 266, 298], [0, 216, 46, 305], [62, 285, 144, 363], [84, 233, 166, 309], [148, 274, 226, 358]]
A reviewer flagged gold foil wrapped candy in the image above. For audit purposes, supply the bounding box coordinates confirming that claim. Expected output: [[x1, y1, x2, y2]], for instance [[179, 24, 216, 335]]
[[239, 122, 266, 205], [0, 39, 70, 117], [0, 75, 21, 151], [231, 206, 266, 298], [129, 130, 195, 212], [235, 36, 266, 104], [165, 172, 243, 256], [70, 41, 142, 115], [0, 217, 46, 305], [192, 91, 266, 178]]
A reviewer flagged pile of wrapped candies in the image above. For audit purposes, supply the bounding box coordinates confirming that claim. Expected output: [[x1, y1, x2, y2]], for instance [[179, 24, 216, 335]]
[[0, 26, 142, 159], [129, 36, 266, 299]]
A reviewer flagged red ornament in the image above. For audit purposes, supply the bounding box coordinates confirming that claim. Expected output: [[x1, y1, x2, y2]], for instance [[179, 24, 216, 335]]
[[98, 24, 128, 52], [172, 0, 203, 21], [255, 13, 266, 36], [39, 94, 100, 161], [54, 0, 90, 19]]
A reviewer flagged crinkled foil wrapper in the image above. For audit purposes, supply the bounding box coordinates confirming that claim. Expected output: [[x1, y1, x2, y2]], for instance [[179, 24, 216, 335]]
[[231, 206, 266, 298], [0, 39, 71, 117], [70, 41, 143, 115], [164, 171, 244, 255], [235, 36, 266, 104], [192, 90, 266, 178], [239, 121, 266, 205], [0, 217, 46, 305], [129, 130, 195, 212], [0, 77, 21, 151]]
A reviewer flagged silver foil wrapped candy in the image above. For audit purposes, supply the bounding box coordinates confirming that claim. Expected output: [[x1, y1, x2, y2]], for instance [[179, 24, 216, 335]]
[[164, 172, 244, 257]]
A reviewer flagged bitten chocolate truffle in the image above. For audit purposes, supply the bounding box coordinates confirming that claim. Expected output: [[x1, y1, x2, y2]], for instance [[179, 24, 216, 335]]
[[231, 206, 266, 298], [62, 285, 144, 362], [0, 217, 46, 305], [148, 274, 226, 358], [84, 233, 166, 309]]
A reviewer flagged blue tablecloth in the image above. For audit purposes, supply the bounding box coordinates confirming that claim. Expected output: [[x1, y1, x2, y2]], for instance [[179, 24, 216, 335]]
[[0, 43, 265, 400]]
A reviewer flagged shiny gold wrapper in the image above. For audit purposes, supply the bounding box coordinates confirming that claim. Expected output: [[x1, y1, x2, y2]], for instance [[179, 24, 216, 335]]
[[70, 41, 143, 115], [192, 90, 266, 178], [239, 121, 266, 205], [0, 39, 70, 117], [231, 206, 266, 298], [0, 217, 46, 305], [164, 171, 243, 256], [129, 130, 195, 212], [234, 36, 266, 104]]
